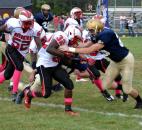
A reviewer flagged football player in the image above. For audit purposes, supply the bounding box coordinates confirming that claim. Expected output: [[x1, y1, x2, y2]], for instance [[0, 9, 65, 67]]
[[60, 19, 142, 109], [0, 10, 48, 101], [22, 25, 82, 116], [34, 4, 53, 32], [64, 7, 83, 30]]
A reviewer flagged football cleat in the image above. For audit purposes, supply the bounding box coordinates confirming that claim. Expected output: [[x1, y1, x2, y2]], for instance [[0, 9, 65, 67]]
[[65, 110, 80, 116], [134, 102, 142, 109], [115, 94, 123, 99], [15, 91, 24, 104], [24, 87, 32, 109], [102, 90, 114, 101], [122, 93, 128, 102], [8, 85, 13, 92], [11, 93, 17, 102]]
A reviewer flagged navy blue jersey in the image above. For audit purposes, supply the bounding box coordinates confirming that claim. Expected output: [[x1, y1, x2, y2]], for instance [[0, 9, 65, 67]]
[[92, 28, 129, 62], [34, 12, 53, 32]]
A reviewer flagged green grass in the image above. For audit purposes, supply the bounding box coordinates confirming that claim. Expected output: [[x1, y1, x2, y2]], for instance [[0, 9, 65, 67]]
[[0, 37, 142, 130]]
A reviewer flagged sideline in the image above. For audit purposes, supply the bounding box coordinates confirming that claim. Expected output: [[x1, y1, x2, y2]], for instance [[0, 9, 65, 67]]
[[0, 96, 142, 119]]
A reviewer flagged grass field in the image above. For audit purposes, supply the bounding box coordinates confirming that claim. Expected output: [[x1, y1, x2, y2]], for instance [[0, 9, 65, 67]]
[[0, 37, 142, 130]]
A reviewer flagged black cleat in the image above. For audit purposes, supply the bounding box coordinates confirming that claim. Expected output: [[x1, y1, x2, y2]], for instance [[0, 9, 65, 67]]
[[102, 90, 114, 101], [115, 94, 123, 99], [8, 85, 13, 92], [134, 102, 142, 109], [16, 85, 30, 104], [122, 93, 128, 102], [11, 93, 17, 102], [15, 91, 24, 104]]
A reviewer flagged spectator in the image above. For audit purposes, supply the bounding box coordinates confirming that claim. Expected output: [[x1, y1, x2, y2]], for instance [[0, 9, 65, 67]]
[[59, 15, 64, 31], [128, 17, 135, 37], [34, 4, 53, 32], [53, 15, 59, 32], [119, 15, 126, 34], [133, 13, 138, 36]]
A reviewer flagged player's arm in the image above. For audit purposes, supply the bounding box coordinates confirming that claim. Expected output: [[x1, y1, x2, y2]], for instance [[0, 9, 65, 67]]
[[30, 52, 37, 69], [74, 43, 104, 54], [0, 24, 7, 32], [78, 40, 93, 48], [60, 41, 104, 54], [46, 39, 65, 58]]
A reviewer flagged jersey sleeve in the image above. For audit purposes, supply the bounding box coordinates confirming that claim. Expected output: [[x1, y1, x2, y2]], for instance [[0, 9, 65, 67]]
[[33, 22, 47, 46], [29, 39, 38, 53], [5, 18, 17, 32]]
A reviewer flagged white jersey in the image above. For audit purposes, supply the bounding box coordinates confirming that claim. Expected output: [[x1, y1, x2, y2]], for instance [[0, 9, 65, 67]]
[[36, 31, 69, 68], [64, 17, 80, 30], [82, 29, 107, 60], [29, 32, 53, 54], [82, 29, 91, 42], [5, 18, 46, 57]]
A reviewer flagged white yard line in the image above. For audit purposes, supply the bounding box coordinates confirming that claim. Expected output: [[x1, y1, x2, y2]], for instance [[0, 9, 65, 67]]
[[0, 96, 142, 119]]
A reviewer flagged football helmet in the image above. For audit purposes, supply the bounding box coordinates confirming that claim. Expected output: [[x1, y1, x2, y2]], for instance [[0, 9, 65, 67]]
[[14, 7, 25, 18], [92, 15, 106, 24], [86, 19, 104, 34], [64, 25, 82, 46], [70, 7, 83, 19], [19, 10, 34, 31], [3, 13, 9, 19], [41, 4, 51, 11]]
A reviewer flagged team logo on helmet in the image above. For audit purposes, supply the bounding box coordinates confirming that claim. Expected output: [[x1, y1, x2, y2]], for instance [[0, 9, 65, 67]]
[[64, 25, 82, 46]]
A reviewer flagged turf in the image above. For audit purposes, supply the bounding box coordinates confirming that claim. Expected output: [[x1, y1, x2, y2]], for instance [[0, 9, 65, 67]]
[[0, 36, 142, 130]]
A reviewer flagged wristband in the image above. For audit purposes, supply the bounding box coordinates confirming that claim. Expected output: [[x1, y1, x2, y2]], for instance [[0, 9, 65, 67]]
[[69, 47, 76, 53]]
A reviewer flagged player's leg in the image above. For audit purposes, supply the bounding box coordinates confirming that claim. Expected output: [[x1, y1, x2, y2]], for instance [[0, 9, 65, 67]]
[[120, 52, 142, 109], [53, 65, 79, 115]]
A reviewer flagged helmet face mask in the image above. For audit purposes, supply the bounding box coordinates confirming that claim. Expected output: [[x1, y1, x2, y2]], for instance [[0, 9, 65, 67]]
[[21, 20, 34, 31]]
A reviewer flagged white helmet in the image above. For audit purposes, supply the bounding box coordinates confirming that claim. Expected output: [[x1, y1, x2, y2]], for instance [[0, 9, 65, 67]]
[[19, 10, 34, 31], [64, 25, 82, 46], [70, 7, 82, 19]]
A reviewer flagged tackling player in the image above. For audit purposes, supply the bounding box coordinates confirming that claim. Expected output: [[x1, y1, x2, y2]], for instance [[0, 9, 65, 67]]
[[60, 19, 142, 109]]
